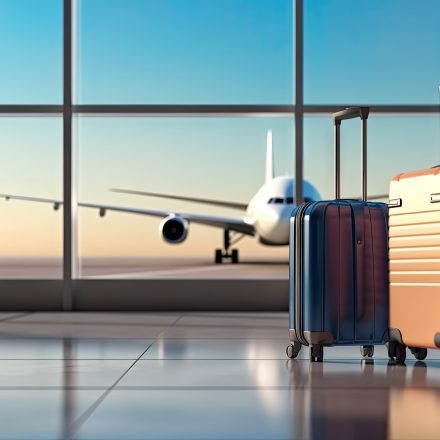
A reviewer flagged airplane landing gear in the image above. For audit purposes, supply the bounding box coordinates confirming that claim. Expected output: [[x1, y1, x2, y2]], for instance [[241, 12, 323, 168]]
[[214, 230, 241, 264]]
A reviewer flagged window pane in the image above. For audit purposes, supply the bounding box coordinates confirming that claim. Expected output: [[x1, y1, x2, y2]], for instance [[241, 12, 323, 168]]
[[0, 117, 63, 278], [304, 0, 440, 104], [76, 0, 293, 104], [76, 117, 295, 279], [0, 0, 62, 104], [304, 115, 440, 200]]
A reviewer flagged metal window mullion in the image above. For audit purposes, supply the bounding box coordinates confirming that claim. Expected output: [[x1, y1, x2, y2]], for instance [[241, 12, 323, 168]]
[[1, 104, 437, 115], [304, 104, 440, 114], [295, 0, 304, 205], [71, 104, 295, 116], [63, 0, 74, 310], [0, 105, 63, 114]]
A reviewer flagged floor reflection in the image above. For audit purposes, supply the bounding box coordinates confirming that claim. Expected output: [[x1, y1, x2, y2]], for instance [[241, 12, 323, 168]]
[[62, 339, 75, 440], [2, 313, 440, 439], [389, 361, 440, 440], [288, 360, 389, 440], [287, 358, 440, 440]]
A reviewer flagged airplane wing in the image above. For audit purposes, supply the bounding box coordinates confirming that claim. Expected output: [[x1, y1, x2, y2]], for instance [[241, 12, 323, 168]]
[[368, 194, 388, 201], [109, 188, 248, 210], [345, 194, 389, 201], [0, 194, 255, 236]]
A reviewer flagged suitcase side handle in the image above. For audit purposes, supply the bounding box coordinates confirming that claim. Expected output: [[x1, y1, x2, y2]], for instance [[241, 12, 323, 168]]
[[333, 107, 370, 201], [431, 193, 440, 203]]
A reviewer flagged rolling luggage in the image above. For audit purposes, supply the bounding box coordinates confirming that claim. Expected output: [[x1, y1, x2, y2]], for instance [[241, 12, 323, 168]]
[[388, 166, 440, 361], [286, 107, 389, 362]]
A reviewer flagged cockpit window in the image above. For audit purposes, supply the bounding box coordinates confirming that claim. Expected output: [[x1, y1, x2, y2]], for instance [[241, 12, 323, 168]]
[[268, 197, 313, 205]]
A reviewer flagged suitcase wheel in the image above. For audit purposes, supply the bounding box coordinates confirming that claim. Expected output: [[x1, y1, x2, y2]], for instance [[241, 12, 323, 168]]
[[286, 342, 302, 359], [310, 344, 323, 363], [410, 347, 428, 361], [388, 341, 406, 364], [360, 345, 374, 358]]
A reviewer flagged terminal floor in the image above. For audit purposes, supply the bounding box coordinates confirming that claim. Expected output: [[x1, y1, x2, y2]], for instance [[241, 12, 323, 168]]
[[0, 312, 438, 439]]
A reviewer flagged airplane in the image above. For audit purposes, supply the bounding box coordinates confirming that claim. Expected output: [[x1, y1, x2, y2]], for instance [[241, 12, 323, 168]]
[[108, 130, 321, 263], [2, 130, 385, 264]]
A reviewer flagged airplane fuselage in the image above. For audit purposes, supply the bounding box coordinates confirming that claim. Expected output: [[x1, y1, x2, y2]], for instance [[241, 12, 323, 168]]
[[245, 176, 321, 245]]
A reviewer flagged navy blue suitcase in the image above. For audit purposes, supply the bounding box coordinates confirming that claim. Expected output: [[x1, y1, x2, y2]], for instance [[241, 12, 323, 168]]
[[287, 107, 389, 362]]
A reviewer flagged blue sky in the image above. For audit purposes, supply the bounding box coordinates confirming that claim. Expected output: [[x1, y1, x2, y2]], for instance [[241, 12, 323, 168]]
[[77, 0, 293, 104], [0, 0, 438, 104], [304, 0, 440, 104], [0, 0, 438, 260], [0, 0, 62, 104]]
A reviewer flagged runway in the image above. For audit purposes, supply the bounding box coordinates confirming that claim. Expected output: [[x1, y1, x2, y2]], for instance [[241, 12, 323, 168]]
[[0, 257, 288, 279]]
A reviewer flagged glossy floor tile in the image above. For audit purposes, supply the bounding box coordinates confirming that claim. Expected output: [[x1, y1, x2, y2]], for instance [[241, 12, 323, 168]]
[[0, 359, 135, 388], [163, 312, 288, 340], [0, 312, 439, 439], [117, 359, 293, 388], [9, 312, 180, 325], [75, 389, 296, 440], [0, 312, 180, 339], [0, 390, 105, 440], [0, 338, 153, 359], [0, 313, 29, 322], [143, 338, 289, 359]]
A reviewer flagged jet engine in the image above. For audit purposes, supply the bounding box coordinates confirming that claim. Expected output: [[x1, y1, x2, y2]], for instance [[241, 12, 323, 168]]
[[160, 215, 189, 244]]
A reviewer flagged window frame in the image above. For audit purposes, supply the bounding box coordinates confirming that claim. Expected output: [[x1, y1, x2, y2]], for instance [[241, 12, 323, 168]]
[[0, 0, 438, 311]]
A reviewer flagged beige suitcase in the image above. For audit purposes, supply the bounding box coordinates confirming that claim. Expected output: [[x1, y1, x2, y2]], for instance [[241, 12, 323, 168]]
[[388, 166, 440, 360]]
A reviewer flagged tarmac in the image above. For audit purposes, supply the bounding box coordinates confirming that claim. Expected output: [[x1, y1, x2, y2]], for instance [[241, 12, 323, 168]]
[[0, 257, 288, 279]]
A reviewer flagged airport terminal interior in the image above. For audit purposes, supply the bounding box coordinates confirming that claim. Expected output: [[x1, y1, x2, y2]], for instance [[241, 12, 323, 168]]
[[0, 0, 439, 439]]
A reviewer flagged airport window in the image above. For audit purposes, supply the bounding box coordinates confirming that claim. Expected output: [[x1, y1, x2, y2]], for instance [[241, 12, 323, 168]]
[[304, 0, 440, 104], [76, 116, 294, 278], [0, 117, 63, 279], [0, 0, 438, 309], [75, 0, 293, 104], [0, 0, 62, 104], [304, 116, 440, 201]]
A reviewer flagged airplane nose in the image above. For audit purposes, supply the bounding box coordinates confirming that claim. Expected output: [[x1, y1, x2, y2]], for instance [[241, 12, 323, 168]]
[[258, 205, 291, 244]]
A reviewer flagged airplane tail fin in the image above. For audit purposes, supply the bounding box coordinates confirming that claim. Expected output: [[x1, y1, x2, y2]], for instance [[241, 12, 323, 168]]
[[265, 129, 274, 183]]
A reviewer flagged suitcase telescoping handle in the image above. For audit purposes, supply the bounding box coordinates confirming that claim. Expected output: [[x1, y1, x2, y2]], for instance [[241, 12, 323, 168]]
[[333, 107, 370, 201]]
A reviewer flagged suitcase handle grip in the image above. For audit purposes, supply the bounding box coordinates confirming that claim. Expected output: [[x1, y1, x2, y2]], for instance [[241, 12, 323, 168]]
[[332, 107, 370, 201], [333, 107, 369, 124]]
